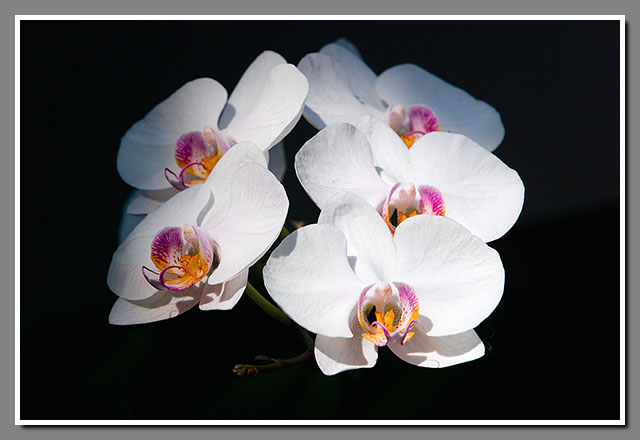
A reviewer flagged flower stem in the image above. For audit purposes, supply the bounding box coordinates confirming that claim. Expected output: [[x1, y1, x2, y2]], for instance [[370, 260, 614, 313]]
[[279, 224, 291, 241], [233, 325, 314, 377], [236, 282, 315, 376], [232, 342, 313, 376], [245, 282, 292, 327]]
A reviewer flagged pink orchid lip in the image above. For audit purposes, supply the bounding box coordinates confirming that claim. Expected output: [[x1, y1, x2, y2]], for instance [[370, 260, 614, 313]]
[[384, 104, 441, 148], [164, 168, 188, 191], [418, 185, 446, 216], [142, 266, 165, 291], [143, 225, 218, 292], [381, 182, 446, 234], [164, 162, 211, 191], [164, 128, 234, 190], [357, 281, 420, 347], [408, 104, 440, 135]]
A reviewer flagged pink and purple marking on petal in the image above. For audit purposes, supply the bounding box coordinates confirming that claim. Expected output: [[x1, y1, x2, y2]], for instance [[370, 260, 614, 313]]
[[165, 128, 234, 190], [380, 182, 446, 234], [393, 282, 420, 345], [418, 185, 446, 216], [356, 281, 421, 347], [175, 132, 209, 173], [386, 104, 440, 148], [143, 225, 217, 291], [408, 104, 440, 135]]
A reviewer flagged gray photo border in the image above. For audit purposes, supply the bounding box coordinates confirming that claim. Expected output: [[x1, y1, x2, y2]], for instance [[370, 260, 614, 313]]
[[2, 1, 634, 439]]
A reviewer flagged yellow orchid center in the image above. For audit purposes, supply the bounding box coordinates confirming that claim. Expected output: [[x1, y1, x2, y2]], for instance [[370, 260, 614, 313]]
[[164, 127, 234, 190], [384, 104, 441, 148], [357, 282, 420, 347], [381, 183, 446, 235], [142, 224, 218, 291]]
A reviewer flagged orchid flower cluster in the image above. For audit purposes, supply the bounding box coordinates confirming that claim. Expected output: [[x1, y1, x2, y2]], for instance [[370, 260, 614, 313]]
[[107, 39, 524, 376]]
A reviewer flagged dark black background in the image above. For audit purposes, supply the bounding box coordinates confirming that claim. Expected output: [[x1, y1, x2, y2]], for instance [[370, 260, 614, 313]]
[[20, 20, 620, 420]]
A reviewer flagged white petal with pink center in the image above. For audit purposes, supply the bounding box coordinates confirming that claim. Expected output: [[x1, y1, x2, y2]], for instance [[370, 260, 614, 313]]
[[298, 38, 504, 152], [107, 143, 288, 325], [264, 192, 503, 375], [295, 116, 524, 242], [117, 50, 308, 198]]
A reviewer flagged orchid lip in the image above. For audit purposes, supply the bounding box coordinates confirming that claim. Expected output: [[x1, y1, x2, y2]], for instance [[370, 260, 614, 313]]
[[142, 266, 165, 291], [165, 128, 233, 190], [384, 104, 441, 148], [158, 265, 190, 291], [143, 225, 218, 292], [381, 182, 446, 234], [370, 321, 392, 347], [164, 168, 188, 191], [357, 281, 420, 347], [400, 319, 418, 346]]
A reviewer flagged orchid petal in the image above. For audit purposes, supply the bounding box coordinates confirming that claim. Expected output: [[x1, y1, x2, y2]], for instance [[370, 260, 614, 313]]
[[319, 192, 396, 284], [392, 215, 504, 337], [409, 132, 524, 242], [266, 141, 287, 181], [174, 131, 210, 174], [224, 64, 308, 151], [320, 42, 385, 110], [108, 288, 201, 326], [199, 268, 249, 311], [204, 141, 268, 194], [150, 226, 185, 269], [118, 212, 144, 244], [264, 224, 367, 338], [389, 324, 485, 368], [118, 190, 146, 243], [218, 51, 287, 129], [206, 163, 288, 285], [333, 37, 363, 59], [314, 334, 378, 376], [117, 78, 228, 190], [375, 64, 504, 151], [350, 115, 414, 183], [298, 52, 384, 129], [107, 184, 212, 301], [126, 188, 179, 215], [295, 123, 390, 210], [408, 104, 441, 134], [197, 141, 269, 228]]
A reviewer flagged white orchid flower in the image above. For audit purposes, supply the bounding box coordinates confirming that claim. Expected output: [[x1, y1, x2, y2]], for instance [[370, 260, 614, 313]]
[[107, 143, 288, 325], [298, 38, 504, 152], [295, 116, 524, 242], [264, 192, 503, 375], [117, 50, 308, 216]]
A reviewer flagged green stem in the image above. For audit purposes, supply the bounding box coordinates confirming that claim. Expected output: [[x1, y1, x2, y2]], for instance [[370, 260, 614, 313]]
[[296, 325, 314, 351], [245, 282, 292, 327], [232, 347, 313, 376], [233, 325, 314, 376], [235, 282, 315, 376], [278, 224, 291, 241]]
